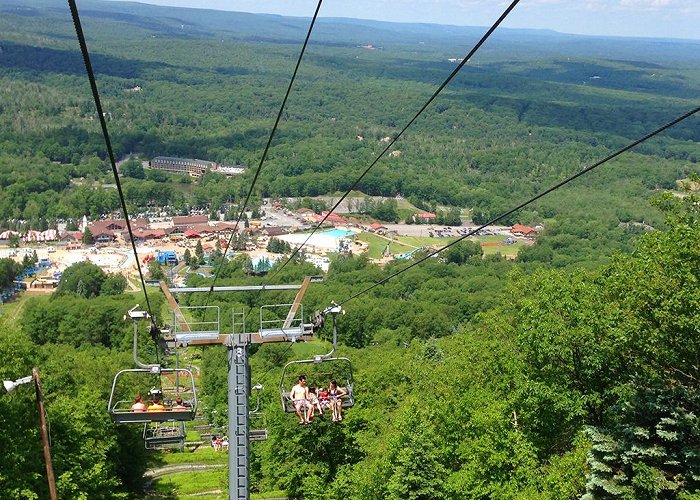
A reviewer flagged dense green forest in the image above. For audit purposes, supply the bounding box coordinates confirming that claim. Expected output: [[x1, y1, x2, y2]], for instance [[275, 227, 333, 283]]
[[1, 0, 700, 498], [4, 189, 700, 498]]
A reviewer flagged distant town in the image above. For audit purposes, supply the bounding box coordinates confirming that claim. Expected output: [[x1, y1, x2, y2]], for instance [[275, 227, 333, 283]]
[[0, 197, 539, 299]]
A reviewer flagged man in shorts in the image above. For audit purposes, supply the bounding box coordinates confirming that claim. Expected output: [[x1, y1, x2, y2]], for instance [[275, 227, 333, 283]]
[[289, 375, 310, 424]]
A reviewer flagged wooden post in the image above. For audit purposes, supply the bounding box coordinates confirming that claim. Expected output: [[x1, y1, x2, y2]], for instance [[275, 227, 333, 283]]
[[33, 368, 58, 500]]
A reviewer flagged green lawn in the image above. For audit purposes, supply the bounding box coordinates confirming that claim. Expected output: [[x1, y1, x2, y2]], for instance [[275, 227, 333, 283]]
[[158, 447, 228, 466], [395, 198, 420, 211], [151, 469, 226, 496], [356, 231, 526, 260], [149, 466, 286, 499], [0, 293, 29, 326], [356, 232, 412, 259], [477, 235, 525, 258]]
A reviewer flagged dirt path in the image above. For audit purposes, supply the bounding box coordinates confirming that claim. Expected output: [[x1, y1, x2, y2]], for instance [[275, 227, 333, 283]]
[[145, 463, 225, 480], [143, 462, 225, 492], [182, 490, 224, 497]]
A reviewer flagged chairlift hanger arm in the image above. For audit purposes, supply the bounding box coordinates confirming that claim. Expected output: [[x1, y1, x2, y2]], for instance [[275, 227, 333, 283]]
[[127, 307, 160, 370]]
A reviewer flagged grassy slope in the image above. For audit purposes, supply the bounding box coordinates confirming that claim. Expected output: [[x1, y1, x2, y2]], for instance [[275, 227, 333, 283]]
[[357, 232, 413, 258]]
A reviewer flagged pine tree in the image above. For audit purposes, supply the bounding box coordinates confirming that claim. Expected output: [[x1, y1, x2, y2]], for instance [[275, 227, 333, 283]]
[[82, 227, 93, 244], [195, 240, 204, 264]]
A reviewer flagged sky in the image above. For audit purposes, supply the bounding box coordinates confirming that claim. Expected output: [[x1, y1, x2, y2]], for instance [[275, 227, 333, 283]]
[[111, 0, 700, 40]]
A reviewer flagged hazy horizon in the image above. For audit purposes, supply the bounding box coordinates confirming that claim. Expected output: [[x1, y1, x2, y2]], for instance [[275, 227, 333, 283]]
[[105, 0, 700, 41]]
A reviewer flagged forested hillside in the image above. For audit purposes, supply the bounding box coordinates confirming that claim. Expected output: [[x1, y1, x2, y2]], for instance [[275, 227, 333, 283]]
[[5, 188, 699, 498], [1, 0, 699, 264], [1, 0, 699, 498]]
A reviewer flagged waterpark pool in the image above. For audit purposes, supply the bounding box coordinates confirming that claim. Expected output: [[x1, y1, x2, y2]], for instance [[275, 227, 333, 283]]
[[319, 229, 356, 238]]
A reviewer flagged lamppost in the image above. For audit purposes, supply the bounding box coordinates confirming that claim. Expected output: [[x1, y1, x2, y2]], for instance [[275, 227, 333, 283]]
[[3, 367, 58, 500]]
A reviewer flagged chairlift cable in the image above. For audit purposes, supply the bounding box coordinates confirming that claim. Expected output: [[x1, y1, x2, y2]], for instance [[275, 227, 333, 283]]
[[67, 0, 155, 322], [265, 0, 522, 283], [204, 0, 325, 309], [337, 105, 700, 306]]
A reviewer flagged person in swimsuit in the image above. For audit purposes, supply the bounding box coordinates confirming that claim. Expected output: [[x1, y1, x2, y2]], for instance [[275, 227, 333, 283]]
[[318, 387, 330, 413], [290, 375, 310, 424], [307, 387, 322, 421], [328, 380, 347, 422]]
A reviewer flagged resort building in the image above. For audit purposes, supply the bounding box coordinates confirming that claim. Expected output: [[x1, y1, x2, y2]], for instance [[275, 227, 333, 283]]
[[149, 157, 215, 176]]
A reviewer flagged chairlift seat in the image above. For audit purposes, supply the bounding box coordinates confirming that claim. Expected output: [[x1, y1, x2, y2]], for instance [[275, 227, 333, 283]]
[[108, 368, 197, 424], [279, 357, 355, 413], [249, 408, 268, 441], [143, 421, 186, 449], [145, 435, 185, 446], [110, 407, 196, 424], [281, 387, 354, 413]]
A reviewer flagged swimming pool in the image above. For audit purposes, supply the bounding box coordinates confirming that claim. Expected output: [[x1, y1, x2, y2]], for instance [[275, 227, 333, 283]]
[[320, 229, 356, 238]]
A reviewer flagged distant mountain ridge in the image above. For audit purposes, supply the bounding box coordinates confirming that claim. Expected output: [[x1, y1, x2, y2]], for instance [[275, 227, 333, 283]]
[[3, 0, 700, 64]]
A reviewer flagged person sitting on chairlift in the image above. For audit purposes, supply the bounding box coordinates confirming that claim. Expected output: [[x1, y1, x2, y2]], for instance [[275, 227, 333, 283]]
[[131, 395, 147, 412], [307, 387, 322, 421], [148, 397, 166, 412], [318, 387, 330, 413], [328, 380, 347, 422], [290, 375, 310, 425], [172, 397, 187, 411]]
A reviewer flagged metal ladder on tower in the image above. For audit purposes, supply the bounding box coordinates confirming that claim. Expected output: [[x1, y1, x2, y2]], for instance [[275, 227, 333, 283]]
[[229, 344, 249, 499]]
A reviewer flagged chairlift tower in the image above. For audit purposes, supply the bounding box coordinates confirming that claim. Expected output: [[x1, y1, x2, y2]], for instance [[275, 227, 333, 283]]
[[165, 276, 322, 500]]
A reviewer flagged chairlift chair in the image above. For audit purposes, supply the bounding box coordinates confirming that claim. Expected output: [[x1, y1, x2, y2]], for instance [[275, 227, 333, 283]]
[[278, 303, 354, 413], [109, 306, 198, 424], [279, 356, 354, 413], [143, 421, 186, 449], [249, 383, 268, 441], [249, 413, 268, 441], [108, 367, 197, 424]]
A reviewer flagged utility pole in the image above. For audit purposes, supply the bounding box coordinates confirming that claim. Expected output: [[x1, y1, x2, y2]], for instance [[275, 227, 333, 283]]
[[33, 368, 58, 500], [3, 369, 58, 499]]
